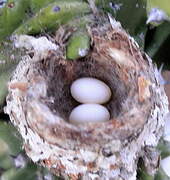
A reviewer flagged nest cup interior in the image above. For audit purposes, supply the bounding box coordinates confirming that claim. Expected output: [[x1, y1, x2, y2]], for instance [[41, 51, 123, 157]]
[[39, 54, 128, 123]]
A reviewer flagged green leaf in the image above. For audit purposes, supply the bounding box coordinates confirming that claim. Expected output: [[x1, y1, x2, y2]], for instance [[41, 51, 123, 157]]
[[157, 140, 170, 159], [30, 0, 86, 14], [66, 30, 90, 60], [155, 168, 170, 180], [145, 21, 170, 58], [138, 170, 154, 180], [30, 0, 56, 13], [0, 71, 10, 108], [0, 121, 22, 156], [0, 152, 14, 170], [96, 0, 147, 47], [0, 139, 14, 170], [97, 0, 147, 34], [1, 163, 38, 180], [14, 0, 91, 35], [0, 0, 30, 40], [0, 41, 22, 108]]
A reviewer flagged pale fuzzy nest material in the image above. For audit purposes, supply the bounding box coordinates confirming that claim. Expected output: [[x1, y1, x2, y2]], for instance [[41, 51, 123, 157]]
[[5, 17, 169, 180]]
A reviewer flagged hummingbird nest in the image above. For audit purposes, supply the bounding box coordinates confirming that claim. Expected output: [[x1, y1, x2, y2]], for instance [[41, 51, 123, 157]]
[[5, 16, 169, 180]]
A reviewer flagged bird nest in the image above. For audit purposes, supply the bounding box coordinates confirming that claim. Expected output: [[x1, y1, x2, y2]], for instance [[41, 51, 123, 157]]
[[5, 17, 169, 179]]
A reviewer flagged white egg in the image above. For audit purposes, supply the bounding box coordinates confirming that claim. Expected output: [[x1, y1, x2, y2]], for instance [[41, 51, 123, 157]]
[[69, 104, 110, 124], [70, 77, 112, 104]]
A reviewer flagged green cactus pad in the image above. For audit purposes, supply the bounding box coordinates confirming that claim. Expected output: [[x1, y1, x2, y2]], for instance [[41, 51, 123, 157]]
[[66, 30, 90, 60], [14, 0, 91, 35], [0, 0, 30, 40]]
